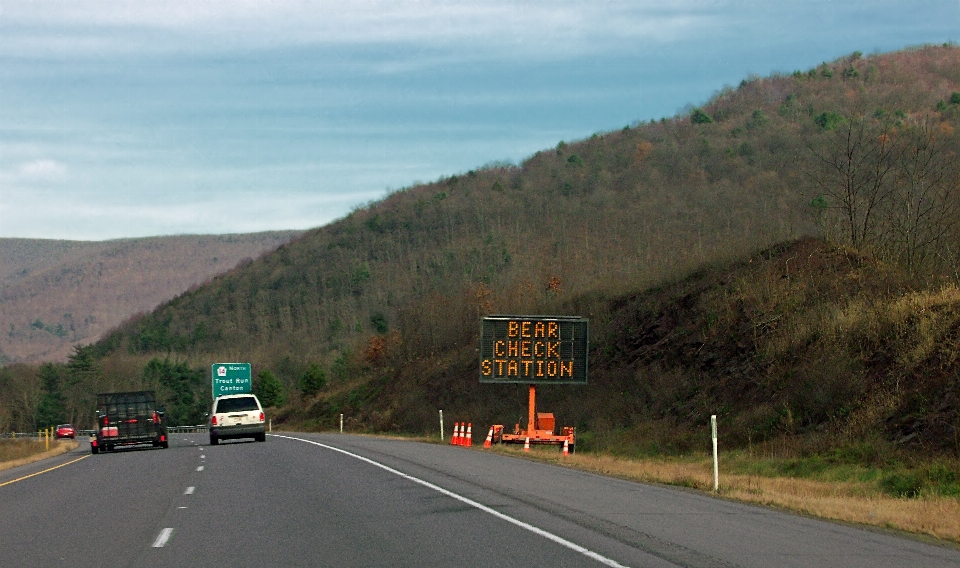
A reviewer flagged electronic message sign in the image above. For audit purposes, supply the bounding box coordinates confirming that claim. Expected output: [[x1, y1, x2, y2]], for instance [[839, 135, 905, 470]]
[[480, 315, 588, 384], [212, 363, 252, 399]]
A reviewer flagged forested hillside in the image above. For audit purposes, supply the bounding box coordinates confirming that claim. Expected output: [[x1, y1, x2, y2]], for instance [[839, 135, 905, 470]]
[[0, 232, 300, 363], [2, 46, 957, 459]]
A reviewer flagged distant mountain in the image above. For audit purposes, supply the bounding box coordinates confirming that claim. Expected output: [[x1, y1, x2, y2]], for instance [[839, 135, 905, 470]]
[[0, 232, 301, 363]]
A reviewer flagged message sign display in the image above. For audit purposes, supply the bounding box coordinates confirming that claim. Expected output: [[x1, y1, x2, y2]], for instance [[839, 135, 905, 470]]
[[480, 315, 588, 384], [211, 363, 252, 399]]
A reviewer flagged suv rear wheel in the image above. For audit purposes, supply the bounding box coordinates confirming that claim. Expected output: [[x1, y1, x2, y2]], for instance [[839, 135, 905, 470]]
[[209, 434, 219, 445]]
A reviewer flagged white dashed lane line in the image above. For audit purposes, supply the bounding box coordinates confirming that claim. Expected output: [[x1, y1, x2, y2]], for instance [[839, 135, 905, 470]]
[[196, 465, 204, 471], [152, 528, 173, 548], [184, 486, 195, 495]]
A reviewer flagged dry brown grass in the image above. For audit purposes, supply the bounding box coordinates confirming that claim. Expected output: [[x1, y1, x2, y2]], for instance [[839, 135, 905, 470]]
[[0, 439, 78, 472], [490, 446, 960, 544]]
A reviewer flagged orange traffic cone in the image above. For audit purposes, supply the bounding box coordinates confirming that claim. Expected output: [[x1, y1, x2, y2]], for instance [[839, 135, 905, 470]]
[[483, 427, 493, 448], [451, 422, 460, 445], [562, 439, 569, 456], [523, 437, 530, 452], [465, 423, 473, 447]]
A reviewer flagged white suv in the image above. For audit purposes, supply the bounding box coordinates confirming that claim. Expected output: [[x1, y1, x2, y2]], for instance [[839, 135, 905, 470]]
[[209, 394, 266, 445]]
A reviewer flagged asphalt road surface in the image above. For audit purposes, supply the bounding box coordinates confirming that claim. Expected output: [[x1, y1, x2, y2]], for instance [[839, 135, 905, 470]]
[[1, 433, 958, 567]]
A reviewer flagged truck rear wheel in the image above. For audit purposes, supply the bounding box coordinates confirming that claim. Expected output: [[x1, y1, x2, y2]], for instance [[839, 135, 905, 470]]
[[91, 445, 99, 455]]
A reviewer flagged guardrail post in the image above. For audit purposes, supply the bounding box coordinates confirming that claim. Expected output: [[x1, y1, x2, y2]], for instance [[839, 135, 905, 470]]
[[711, 415, 719, 492]]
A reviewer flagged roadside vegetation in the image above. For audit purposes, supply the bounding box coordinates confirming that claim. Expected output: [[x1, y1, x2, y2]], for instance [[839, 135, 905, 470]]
[[0, 439, 77, 472], [496, 444, 960, 543], [1, 45, 958, 540]]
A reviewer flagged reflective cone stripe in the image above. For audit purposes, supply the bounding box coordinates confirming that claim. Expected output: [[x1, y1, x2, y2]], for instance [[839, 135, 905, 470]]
[[483, 427, 493, 448], [466, 423, 473, 447], [451, 422, 459, 445], [523, 437, 530, 452], [562, 439, 569, 456]]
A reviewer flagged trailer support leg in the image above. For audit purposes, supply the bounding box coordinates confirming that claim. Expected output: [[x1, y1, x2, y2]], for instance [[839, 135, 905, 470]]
[[527, 384, 536, 435]]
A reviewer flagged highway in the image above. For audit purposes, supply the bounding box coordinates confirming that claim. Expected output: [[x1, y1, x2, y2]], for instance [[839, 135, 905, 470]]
[[1, 433, 958, 567]]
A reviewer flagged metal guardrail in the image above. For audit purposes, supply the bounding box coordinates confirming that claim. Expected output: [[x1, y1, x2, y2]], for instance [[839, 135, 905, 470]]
[[1, 431, 93, 439], [0, 432, 44, 440], [2, 426, 207, 439], [168, 425, 209, 433]]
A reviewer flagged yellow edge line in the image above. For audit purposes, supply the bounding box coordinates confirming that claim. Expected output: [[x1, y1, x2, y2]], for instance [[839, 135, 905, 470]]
[[0, 454, 91, 488]]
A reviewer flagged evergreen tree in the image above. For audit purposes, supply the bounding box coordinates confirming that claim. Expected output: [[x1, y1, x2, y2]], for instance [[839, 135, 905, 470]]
[[299, 363, 327, 397], [254, 369, 285, 407], [143, 358, 206, 426], [35, 363, 67, 428]]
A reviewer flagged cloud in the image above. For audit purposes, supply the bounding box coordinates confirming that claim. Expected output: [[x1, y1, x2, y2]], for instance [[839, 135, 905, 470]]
[[0, 0, 709, 60], [5, 159, 68, 182], [0, 187, 368, 240]]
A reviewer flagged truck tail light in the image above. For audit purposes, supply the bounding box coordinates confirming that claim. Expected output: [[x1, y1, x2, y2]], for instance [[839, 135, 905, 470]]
[[259, 412, 265, 422]]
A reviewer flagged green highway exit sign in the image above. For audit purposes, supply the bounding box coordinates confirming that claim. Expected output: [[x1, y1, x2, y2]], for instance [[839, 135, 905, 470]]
[[212, 363, 252, 399]]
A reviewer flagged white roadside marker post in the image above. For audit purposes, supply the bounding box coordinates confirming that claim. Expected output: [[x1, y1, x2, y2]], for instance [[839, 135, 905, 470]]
[[439, 409, 444, 441], [340, 413, 344, 433], [711, 415, 719, 492]]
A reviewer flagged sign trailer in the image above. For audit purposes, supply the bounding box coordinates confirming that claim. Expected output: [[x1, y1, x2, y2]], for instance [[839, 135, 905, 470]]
[[480, 315, 588, 450]]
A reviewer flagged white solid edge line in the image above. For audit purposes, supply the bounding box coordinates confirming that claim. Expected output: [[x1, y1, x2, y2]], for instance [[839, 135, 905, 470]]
[[272, 434, 628, 568], [152, 528, 173, 548]]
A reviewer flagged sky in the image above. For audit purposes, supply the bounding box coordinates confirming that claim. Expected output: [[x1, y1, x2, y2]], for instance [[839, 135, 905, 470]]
[[1, 1, 958, 241]]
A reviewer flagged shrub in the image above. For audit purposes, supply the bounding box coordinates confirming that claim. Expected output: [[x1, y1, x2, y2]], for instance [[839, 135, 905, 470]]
[[951, 92, 960, 105], [254, 369, 286, 407], [690, 108, 714, 124], [300, 363, 327, 397], [370, 312, 388, 334], [879, 471, 924, 498], [814, 111, 843, 130]]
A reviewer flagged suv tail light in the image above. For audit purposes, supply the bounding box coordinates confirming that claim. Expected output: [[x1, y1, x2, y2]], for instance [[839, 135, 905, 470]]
[[259, 412, 265, 422], [211, 415, 218, 426]]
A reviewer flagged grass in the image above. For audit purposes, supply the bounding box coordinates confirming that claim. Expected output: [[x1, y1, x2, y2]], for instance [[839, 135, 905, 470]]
[[0, 439, 78, 472], [484, 444, 960, 544]]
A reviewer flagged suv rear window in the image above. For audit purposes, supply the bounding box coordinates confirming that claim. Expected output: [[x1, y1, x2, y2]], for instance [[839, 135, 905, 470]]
[[215, 397, 260, 413]]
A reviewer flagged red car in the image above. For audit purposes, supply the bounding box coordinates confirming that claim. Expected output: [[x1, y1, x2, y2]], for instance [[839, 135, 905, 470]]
[[55, 424, 75, 439]]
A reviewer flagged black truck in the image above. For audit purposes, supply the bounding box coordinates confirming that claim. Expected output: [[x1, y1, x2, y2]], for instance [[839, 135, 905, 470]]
[[90, 391, 169, 454]]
